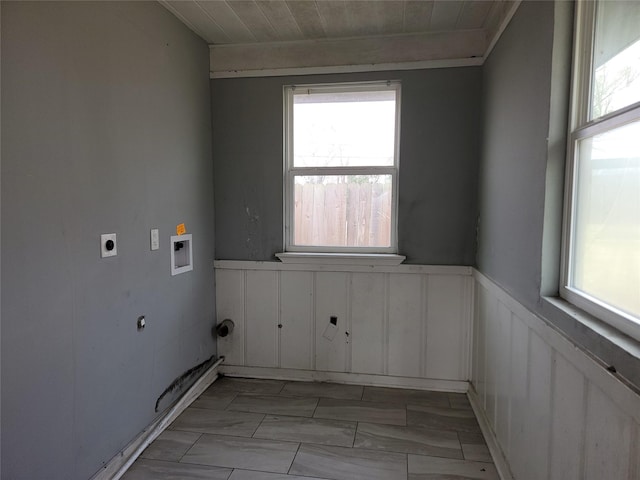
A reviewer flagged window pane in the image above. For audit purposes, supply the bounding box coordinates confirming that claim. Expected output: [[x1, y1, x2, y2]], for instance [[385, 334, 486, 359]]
[[591, 1, 640, 119], [571, 120, 640, 319], [293, 175, 392, 248], [293, 90, 396, 167]]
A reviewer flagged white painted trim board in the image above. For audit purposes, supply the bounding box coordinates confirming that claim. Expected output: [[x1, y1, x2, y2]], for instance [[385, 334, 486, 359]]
[[219, 365, 468, 393], [483, 0, 523, 60], [215, 259, 472, 275], [209, 30, 486, 78], [210, 57, 484, 79], [468, 385, 515, 480], [90, 357, 224, 480]]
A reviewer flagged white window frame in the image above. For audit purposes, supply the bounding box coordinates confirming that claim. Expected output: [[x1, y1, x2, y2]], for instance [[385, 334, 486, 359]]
[[283, 81, 401, 254], [561, 0, 640, 341]]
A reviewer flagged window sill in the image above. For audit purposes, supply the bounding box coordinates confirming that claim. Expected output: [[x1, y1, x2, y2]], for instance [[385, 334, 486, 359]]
[[542, 296, 640, 364], [275, 252, 406, 266]]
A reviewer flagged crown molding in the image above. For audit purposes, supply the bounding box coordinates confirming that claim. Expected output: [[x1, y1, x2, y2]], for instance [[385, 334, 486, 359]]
[[209, 29, 485, 78]]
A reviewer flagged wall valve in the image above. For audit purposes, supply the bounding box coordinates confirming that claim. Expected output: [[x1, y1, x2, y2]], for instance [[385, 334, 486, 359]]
[[214, 319, 235, 338]]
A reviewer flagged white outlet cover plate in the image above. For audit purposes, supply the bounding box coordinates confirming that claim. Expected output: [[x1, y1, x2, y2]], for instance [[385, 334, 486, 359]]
[[101, 233, 117, 258]]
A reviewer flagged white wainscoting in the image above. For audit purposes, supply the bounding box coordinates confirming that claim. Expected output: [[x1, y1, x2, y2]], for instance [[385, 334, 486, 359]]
[[215, 261, 473, 391], [472, 271, 640, 480]]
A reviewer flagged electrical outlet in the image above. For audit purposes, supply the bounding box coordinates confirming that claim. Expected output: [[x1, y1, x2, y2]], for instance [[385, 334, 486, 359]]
[[100, 233, 117, 258]]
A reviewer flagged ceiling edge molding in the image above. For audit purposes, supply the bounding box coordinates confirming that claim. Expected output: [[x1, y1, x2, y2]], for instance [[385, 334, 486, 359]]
[[209, 58, 484, 79], [209, 30, 486, 78], [484, 0, 523, 60]]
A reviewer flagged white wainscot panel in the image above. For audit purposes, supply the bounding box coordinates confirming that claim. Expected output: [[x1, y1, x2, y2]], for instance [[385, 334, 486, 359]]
[[472, 271, 640, 480], [474, 284, 491, 407], [506, 314, 529, 480], [215, 269, 245, 366], [583, 384, 633, 480], [279, 271, 314, 370], [549, 353, 586, 480], [315, 272, 349, 373], [483, 295, 500, 427], [350, 273, 386, 375], [388, 274, 423, 378], [472, 286, 483, 402], [245, 270, 278, 367], [425, 275, 471, 381], [215, 262, 472, 386], [494, 301, 512, 450], [523, 331, 552, 480]]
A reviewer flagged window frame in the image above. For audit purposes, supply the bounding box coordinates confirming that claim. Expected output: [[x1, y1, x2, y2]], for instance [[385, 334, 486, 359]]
[[560, 0, 640, 341], [283, 81, 401, 254]]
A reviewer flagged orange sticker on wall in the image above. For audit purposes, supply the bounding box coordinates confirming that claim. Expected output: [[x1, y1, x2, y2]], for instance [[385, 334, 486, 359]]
[[176, 223, 186, 235]]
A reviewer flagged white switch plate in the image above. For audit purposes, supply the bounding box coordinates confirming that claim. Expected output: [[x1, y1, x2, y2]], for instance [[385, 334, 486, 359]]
[[101, 233, 117, 258], [150, 229, 159, 251]]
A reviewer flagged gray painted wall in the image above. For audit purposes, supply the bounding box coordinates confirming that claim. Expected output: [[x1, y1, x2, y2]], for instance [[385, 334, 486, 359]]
[[477, 0, 640, 388], [1, 2, 215, 479], [477, 0, 555, 309], [212, 68, 481, 265]]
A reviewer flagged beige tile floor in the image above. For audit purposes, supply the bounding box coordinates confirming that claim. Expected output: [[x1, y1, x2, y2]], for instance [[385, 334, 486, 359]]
[[123, 377, 498, 480]]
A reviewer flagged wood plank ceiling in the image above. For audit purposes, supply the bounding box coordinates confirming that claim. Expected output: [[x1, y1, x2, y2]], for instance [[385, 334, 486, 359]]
[[162, 0, 502, 45], [159, 0, 518, 77]]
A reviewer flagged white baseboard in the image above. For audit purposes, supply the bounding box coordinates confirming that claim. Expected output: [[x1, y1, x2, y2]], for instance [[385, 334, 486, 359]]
[[467, 386, 514, 480], [90, 357, 224, 480], [219, 365, 468, 393]]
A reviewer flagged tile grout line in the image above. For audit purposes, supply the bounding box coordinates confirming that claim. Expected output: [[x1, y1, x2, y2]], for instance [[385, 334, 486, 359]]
[[352, 422, 359, 448], [250, 413, 267, 438], [310, 395, 321, 418], [171, 430, 270, 442], [455, 430, 466, 461], [177, 433, 303, 473], [287, 441, 303, 475], [406, 452, 409, 480], [175, 432, 204, 464], [178, 440, 497, 472]]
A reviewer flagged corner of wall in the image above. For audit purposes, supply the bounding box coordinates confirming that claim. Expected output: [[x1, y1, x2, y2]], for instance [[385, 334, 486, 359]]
[[540, 0, 575, 297]]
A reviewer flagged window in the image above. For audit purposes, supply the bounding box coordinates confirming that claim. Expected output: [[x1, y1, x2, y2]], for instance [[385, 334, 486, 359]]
[[562, 1, 640, 340], [283, 81, 401, 254]]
